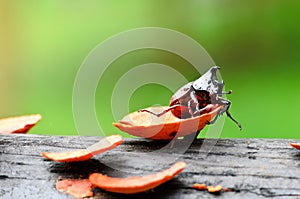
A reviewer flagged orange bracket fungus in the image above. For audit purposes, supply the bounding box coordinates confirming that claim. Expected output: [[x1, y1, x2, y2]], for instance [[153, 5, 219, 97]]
[[193, 183, 224, 194], [42, 135, 122, 162], [56, 179, 94, 198], [207, 185, 223, 193], [192, 183, 208, 190], [0, 114, 42, 134], [89, 162, 186, 194], [290, 143, 300, 150], [113, 104, 222, 140]]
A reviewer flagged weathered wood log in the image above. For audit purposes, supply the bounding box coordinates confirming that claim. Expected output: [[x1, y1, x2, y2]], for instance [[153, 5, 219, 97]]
[[1, 134, 300, 198]]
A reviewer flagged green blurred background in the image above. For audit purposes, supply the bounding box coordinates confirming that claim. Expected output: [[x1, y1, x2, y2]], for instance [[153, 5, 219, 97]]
[[1, 1, 299, 138]]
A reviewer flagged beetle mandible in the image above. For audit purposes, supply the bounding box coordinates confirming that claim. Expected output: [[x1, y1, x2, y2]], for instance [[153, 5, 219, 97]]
[[139, 66, 242, 130]]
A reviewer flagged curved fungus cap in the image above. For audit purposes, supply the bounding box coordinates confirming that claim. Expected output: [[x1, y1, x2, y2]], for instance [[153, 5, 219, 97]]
[[113, 104, 222, 140]]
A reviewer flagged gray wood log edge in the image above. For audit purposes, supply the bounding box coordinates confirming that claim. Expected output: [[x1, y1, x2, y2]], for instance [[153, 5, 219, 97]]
[[1, 134, 300, 199]]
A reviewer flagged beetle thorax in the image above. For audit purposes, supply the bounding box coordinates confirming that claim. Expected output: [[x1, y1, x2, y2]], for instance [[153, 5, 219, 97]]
[[192, 66, 224, 96]]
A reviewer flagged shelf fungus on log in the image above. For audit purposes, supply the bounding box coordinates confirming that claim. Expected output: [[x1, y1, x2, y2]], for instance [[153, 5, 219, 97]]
[[89, 162, 186, 194], [290, 143, 300, 150], [0, 114, 42, 134], [42, 135, 122, 162], [113, 104, 222, 140], [56, 179, 94, 198]]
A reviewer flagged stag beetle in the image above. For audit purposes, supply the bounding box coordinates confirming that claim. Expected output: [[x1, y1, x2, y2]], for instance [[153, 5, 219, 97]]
[[140, 66, 242, 130]]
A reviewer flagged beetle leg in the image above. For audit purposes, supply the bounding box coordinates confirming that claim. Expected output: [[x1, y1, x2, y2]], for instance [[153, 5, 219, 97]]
[[139, 107, 174, 117], [189, 91, 202, 114], [216, 97, 242, 130], [187, 100, 195, 117], [226, 107, 242, 130], [139, 104, 187, 117]]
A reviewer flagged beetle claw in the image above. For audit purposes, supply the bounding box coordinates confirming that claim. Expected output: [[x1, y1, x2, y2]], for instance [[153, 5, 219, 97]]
[[222, 90, 232, 95]]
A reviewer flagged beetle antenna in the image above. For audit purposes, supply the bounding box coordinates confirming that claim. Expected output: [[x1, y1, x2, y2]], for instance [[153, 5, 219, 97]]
[[222, 90, 232, 95]]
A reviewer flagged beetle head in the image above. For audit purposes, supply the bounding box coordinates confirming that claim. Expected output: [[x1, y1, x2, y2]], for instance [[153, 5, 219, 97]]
[[192, 66, 224, 95]]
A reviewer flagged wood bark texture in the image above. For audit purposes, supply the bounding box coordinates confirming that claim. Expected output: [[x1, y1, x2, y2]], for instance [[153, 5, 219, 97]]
[[1, 134, 300, 198]]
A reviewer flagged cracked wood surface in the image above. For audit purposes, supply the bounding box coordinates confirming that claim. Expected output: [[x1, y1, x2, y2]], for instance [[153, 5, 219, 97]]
[[0, 134, 300, 198]]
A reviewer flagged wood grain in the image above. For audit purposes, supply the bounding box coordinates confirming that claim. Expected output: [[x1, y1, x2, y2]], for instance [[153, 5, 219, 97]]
[[1, 134, 300, 198]]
